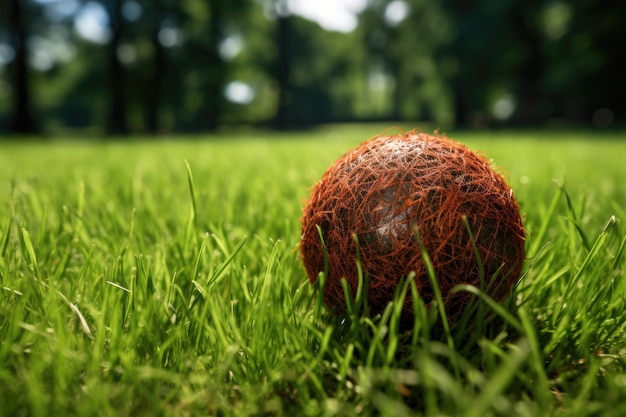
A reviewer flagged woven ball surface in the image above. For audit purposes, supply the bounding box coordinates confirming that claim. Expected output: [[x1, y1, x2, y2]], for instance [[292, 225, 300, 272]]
[[300, 131, 525, 319]]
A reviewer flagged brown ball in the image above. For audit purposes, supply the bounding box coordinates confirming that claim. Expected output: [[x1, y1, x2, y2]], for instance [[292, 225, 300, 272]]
[[300, 131, 525, 320]]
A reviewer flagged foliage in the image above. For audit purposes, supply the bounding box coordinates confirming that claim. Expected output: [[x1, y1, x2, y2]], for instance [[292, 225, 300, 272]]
[[0, 0, 624, 134]]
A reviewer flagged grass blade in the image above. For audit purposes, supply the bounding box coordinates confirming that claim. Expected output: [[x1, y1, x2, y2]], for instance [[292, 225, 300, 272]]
[[465, 339, 530, 417], [184, 159, 197, 225], [0, 217, 12, 258], [207, 235, 247, 288], [527, 182, 563, 258]]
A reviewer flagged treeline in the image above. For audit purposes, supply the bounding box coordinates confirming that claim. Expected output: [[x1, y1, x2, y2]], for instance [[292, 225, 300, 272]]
[[0, 0, 624, 135]]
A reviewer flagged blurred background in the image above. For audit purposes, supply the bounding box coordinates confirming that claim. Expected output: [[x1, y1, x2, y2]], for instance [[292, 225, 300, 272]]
[[0, 0, 624, 136]]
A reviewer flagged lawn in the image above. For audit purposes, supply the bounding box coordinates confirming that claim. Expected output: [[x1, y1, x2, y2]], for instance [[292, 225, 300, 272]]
[[1, 126, 625, 416]]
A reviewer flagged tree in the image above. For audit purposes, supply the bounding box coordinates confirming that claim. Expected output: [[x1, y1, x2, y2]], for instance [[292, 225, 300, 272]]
[[540, 0, 626, 124], [6, 0, 37, 133], [2, 0, 623, 133], [441, 0, 523, 127], [165, 0, 250, 131], [358, 0, 454, 126], [272, 0, 292, 130], [133, 0, 168, 135], [143, 0, 168, 134], [104, 0, 128, 135], [508, 0, 545, 124]]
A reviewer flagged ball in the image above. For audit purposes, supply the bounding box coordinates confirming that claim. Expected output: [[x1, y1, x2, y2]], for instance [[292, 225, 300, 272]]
[[300, 131, 525, 320]]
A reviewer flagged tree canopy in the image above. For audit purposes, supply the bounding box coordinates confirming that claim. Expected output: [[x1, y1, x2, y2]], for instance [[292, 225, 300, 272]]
[[0, 0, 623, 135]]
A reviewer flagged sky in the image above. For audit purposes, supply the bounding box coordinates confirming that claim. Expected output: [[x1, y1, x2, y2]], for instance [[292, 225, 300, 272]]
[[288, 0, 368, 32], [289, 0, 410, 31]]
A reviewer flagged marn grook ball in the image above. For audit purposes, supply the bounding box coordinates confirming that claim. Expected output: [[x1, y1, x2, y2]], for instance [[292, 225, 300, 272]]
[[300, 131, 525, 319]]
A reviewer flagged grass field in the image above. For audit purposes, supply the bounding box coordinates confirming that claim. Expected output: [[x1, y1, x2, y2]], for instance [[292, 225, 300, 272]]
[[1, 125, 626, 416]]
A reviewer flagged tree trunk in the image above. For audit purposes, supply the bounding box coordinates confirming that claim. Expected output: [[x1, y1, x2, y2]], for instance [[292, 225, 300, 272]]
[[106, 0, 128, 135], [204, 0, 226, 130], [8, 0, 37, 134], [273, 0, 291, 130], [509, 4, 543, 125], [146, 3, 165, 135]]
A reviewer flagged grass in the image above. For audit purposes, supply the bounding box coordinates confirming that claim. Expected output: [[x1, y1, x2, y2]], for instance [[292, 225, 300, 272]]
[[1, 125, 626, 416]]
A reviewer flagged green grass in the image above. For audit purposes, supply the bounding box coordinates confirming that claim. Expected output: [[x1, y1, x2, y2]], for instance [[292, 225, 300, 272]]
[[1, 126, 626, 416]]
